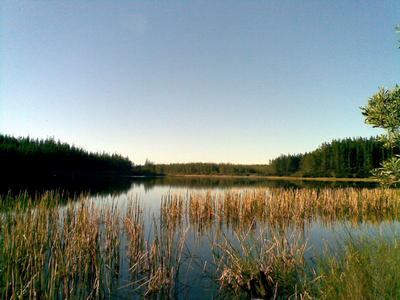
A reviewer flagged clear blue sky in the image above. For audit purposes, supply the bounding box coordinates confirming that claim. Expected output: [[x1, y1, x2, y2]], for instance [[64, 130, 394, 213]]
[[1, 1, 399, 164]]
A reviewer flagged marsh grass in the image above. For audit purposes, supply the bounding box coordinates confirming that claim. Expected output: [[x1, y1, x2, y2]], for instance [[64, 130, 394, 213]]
[[315, 233, 400, 300], [161, 193, 184, 231], [123, 197, 189, 298], [0, 193, 192, 299], [182, 188, 400, 232], [2, 187, 400, 299], [212, 226, 312, 299], [211, 226, 400, 300], [0, 196, 125, 299]]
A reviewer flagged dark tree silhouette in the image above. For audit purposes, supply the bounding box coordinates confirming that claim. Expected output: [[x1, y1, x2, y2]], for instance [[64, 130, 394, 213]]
[[0, 134, 133, 177]]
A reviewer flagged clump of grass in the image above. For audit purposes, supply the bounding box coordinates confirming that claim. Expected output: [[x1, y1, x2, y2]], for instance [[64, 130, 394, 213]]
[[212, 226, 400, 300], [124, 199, 145, 272], [188, 191, 216, 234], [213, 226, 312, 299], [0, 193, 191, 299], [315, 233, 400, 299], [0, 195, 123, 299], [124, 200, 188, 298], [161, 193, 184, 231]]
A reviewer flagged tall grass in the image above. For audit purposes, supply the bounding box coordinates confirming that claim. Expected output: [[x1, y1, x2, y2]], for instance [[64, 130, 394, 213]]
[[0, 194, 187, 299], [213, 227, 311, 299], [184, 188, 400, 231], [212, 226, 400, 300], [125, 200, 188, 297], [315, 234, 400, 299], [0, 196, 123, 299], [2, 187, 400, 299]]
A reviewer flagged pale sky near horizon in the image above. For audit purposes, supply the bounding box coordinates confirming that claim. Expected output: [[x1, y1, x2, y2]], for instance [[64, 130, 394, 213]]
[[1, 1, 399, 164]]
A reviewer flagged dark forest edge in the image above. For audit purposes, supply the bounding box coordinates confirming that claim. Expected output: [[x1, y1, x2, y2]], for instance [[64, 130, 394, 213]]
[[0, 134, 133, 178], [140, 136, 397, 179], [1, 134, 396, 180]]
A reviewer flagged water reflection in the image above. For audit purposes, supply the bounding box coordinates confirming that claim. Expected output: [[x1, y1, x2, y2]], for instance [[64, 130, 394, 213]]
[[1, 176, 377, 198]]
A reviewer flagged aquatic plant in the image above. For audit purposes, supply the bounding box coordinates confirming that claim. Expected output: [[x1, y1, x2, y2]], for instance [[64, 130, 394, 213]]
[[213, 227, 311, 299], [2, 187, 400, 299]]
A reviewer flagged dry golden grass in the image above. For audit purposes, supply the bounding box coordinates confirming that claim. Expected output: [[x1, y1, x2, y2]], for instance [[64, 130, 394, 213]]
[[0, 195, 186, 299], [170, 188, 400, 232]]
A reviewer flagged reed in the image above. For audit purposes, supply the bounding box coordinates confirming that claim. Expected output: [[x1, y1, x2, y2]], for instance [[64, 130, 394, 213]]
[[0, 195, 123, 299], [2, 187, 400, 299], [187, 191, 216, 234], [161, 193, 184, 231], [213, 226, 311, 299], [120, 197, 188, 297], [171, 188, 400, 232]]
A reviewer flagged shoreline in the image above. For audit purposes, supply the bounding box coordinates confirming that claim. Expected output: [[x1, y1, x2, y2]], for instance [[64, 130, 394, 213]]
[[165, 174, 377, 182]]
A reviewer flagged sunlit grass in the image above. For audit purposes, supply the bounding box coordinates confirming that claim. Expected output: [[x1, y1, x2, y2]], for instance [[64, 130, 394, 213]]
[[1, 187, 400, 299], [315, 234, 400, 299], [213, 227, 312, 299], [0, 194, 187, 299]]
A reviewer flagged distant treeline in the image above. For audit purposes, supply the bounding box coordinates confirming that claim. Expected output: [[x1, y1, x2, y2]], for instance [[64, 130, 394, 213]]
[[2, 134, 395, 179], [269, 137, 397, 178], [138, 137, 396, 178], [0, 134, 133, 177]]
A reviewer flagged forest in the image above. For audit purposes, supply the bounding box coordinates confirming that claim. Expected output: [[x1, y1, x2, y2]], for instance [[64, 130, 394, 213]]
[[140, 137, 397, 178], [0, 134, 132, 177], [1, 134, 395, 179]]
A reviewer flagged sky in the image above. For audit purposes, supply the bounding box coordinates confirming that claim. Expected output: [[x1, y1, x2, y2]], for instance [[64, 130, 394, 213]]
[[1, 1, 399, 164]]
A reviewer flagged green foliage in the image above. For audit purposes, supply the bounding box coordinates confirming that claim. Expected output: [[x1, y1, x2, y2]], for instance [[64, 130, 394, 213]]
[[316, 234, 400, 299], [371, 155, 400, 186], [361, 85, 400, 185], [361, 86, 400, 148]]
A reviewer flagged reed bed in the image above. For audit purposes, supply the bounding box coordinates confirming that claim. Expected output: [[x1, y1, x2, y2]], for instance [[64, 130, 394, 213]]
[[0, 194, 187, 299], [124, 199, 188, 298], [211, 225, 400, 300], [2, 187, 400, 299], [213, 228, 312, 299], [161, 193, 184, 231], [187, 191, 217, 234], [168, 188, 400, 232], [0, 197, 124, 299]]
